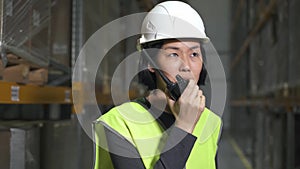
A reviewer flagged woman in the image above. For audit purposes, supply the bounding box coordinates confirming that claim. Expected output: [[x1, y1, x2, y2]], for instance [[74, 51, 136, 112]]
[[94, 1, 222, 169]]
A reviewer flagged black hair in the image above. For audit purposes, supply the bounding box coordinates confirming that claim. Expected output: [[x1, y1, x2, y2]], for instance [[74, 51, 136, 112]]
[[138, 40, 207, 90]]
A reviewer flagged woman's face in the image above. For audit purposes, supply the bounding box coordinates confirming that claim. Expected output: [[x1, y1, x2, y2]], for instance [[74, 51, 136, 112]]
[[151, 39, 203, 86]]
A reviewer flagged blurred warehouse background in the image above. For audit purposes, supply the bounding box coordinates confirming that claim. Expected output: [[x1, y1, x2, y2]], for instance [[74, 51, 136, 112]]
[[0, 0, 299, 169]]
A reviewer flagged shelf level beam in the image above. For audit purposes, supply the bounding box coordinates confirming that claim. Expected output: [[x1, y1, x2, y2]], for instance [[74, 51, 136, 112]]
[[0, 82, 71, 104]]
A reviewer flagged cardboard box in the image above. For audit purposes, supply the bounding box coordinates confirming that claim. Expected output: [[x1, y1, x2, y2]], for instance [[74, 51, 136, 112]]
[[28, 68, 48, 85], [3, 64, 48, 85], [2, 64, 30, 83]]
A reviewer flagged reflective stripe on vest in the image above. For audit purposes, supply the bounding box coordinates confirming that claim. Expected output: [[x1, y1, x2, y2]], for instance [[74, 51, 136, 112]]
[[94, 102, 221, 169]]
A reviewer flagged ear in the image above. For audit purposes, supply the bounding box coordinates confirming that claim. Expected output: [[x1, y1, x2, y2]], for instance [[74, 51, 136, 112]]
[[147, 64, 155, 73]]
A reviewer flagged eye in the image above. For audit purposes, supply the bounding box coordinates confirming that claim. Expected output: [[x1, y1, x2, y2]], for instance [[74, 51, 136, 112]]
[[191, 52, 200, 57], [167, 53, 179, 57]]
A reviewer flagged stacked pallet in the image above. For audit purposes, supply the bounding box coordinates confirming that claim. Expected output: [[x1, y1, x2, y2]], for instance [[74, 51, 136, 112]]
[[0, 0, 71, 85], [0, 0, 51, 85], [0, 54, 48, 85]]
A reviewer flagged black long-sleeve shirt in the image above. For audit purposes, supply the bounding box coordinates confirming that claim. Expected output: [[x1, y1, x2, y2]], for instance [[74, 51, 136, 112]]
[[101, 98, 218, 169]]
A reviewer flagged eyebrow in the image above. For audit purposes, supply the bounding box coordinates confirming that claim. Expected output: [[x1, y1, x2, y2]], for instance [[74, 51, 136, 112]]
[[163, 45, 200, 50], [190, 45, 200, 50]]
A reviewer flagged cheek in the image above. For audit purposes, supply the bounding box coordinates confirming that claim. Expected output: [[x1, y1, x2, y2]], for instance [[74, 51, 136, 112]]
[[156, 59, 180, 83], [157, 57, 180, 74], [191, 63, 203, 81], [160, 63, 179, 72], [159, 64, 179, 82]]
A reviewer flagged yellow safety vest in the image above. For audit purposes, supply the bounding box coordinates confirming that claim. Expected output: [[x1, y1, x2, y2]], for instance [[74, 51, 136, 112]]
[[94, 102, 222, 169]]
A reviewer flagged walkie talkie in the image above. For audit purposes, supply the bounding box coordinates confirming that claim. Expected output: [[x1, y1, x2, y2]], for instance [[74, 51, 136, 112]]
[[142, 49, 189, 101]]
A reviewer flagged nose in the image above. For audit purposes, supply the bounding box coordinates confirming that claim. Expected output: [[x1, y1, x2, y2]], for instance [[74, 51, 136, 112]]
[[179, 56, 191, 72]]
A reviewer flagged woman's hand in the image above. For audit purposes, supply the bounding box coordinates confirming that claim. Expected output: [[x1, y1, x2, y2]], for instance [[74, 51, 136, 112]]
[[167, 80, 205, 133]]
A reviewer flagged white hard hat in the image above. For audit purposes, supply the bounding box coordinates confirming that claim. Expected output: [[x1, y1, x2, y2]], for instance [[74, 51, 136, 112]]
[[138, 1, 209, 47]]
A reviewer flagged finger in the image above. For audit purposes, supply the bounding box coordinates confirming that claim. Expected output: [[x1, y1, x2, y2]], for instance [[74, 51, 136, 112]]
[[167, 97, 179, 116], [194, 86, 201, 98], [193, 90, 201, 104], [189, 85, 200, 100], [167, 96, 175, 107], [181, 80, 197, 99], [198, 89, 203, 97], [199, 94, 206, 112], [181, 80, 195, 97]]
